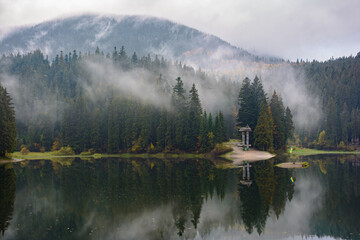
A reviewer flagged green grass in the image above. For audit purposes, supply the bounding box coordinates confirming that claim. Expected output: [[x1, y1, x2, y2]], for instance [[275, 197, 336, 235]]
[[9, 151, 206, 161], [290, 147, 360, 156], [12, 152, 56, 159]]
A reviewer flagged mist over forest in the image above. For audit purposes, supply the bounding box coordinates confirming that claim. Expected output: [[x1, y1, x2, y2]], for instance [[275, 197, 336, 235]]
[[0, 14, 360, 154]]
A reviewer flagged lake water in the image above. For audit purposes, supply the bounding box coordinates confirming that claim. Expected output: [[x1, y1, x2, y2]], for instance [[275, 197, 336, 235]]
[[1, 155, 359, 239]]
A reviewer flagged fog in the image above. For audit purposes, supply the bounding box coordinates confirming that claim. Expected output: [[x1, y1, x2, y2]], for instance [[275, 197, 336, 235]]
[[2, 167, 326, 240], [0, 73, 64, 124], [194, 49, 322, 129], [80, 58, 173, 110], [259, 64, 321, 129], [1, 1, 359, 61], [0, 38, 321, 134], [78, 56, 239, 118]]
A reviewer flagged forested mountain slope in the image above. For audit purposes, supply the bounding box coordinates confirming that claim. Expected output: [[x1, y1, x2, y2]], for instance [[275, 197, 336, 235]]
[[294, 54, 360, 148], [0, 14, 280, 68], [0, 48, 238, 153]]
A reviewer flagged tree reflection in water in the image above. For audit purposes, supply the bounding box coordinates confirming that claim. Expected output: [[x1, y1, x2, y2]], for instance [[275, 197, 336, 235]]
[[0, 155, 359, 239], [0, 164, 16, 236]]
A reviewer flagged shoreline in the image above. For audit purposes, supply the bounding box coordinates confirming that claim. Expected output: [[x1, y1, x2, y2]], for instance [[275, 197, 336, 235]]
[[291, 147, 360, 156], [224, 141, 275, 165]]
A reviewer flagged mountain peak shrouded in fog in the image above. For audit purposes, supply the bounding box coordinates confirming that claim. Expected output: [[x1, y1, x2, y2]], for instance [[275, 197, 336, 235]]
[[0, 14, 280, 67]]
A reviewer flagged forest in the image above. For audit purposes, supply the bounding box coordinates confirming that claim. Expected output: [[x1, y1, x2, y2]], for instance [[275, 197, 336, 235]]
[[1, 47, 359, 155], [294, 53, 360, 149], [0, 47, 293, 155]]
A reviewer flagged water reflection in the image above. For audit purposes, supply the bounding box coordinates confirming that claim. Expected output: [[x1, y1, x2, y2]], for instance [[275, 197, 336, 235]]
[[0, 155, 359, 239], [0, 164, 16, 236]]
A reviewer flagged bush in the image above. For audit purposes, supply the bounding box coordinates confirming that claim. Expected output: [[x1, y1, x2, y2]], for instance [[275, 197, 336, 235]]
[[80, 148, 95, 155], [52, 146, 75, 156], [40, 146, 46, 153], [20, 145, 30, 155], [337, 141, 356, 151], [211, 143, 233, 155]]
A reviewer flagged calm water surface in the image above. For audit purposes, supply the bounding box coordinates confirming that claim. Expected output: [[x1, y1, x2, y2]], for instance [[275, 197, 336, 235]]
[[0, 155, 359, 239]]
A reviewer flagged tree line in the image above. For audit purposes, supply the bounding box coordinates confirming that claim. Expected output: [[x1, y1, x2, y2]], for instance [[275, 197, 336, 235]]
[[237, 76, 294, 151], [0, 83, 16, 157], [294, 53, 360, 149], [0, 48, 231, 154], [0, 46, 298, 154]]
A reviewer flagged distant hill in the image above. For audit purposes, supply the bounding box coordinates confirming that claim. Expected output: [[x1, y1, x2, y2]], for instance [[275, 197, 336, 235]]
[[0, 14, 281, 67]]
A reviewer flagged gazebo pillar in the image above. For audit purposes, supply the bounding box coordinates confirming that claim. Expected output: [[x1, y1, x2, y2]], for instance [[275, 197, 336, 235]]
[[239, 125, 252, 151]]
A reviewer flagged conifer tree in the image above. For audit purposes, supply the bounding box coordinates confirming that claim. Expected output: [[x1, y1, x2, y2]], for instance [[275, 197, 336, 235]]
[[238, 76, 266, 145], [218, 111, 227, 142], [270, 91, 286, 149], [325, 97, 338, 145], [284, 107, 294, 144], [251, 76, 266, 127], [0, 84, 16, 157], [172, 77, 187, 150], [340, 103, 350, 143], [254, 105, 274, 151], [238, 77, 255, 128], [187, 84, 202, 150], [199, 111, 210, 152]]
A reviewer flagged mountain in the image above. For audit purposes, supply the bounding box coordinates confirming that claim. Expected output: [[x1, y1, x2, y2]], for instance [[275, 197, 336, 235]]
[[0, 14, 280, 67]]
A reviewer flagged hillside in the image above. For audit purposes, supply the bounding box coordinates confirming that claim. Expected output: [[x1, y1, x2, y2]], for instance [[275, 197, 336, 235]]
[[0, 14, 279, 68]]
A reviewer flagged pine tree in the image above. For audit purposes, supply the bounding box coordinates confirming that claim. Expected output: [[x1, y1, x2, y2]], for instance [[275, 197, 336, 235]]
[[238, 77, 256, 128], [325, 97, 338, 145], [131, 52, 138, 65], [172, 77, 187, 150], [218, 111, 227, 142], [199, 112, 210, 152], [251, 76, 266, 128], [270, 91, 286, 150], [238, 77, 265, 145], [284, 107, 294, 144], [254, 105, 274, 151], [107, 97, 121, 153], [0, 84, 16, 157], [340, 102, 350, 143], [187, 84, 202, 150], [214, 113, 221, 144]]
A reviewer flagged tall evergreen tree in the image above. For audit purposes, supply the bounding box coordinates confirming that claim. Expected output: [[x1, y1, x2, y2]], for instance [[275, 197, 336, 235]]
[[172, 77, 187, 150], [0, 84, 16, 157], [199, 111, 210, 152], [251, 76, 267, 127], [325, 97, 338, 145], [340, 102, 350, 143], [187, 84, 202, 150], [284, 107, 294, 144], [270, 91, 286, 150], [238, 76, 266, 145], [238, 77, 256, 128], [254, 105, 274, 151]]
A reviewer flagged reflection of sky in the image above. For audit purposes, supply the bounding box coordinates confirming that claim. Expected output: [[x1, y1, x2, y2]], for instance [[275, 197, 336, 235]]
[[95, 176, 332, 240], [190, 176, 330, 240], [1, 161, 348, 240]]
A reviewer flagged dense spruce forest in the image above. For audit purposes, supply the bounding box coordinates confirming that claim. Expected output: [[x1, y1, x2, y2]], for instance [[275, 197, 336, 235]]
[[1, 46, 359, 155], [295, 53, 360, 149], [0, 83, 16, 157], [0, 48, 236, 154], [0, 46, 294, 154]]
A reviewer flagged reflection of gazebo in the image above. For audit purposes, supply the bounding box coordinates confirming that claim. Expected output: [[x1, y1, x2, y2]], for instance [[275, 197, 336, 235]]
[[239, 161, 252, 187], [239, 125, 251, 150]]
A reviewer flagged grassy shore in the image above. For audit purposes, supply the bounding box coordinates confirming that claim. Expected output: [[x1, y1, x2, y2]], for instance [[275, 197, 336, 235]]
[[290, 147, 360, 156], [6, 151, 207, 161]]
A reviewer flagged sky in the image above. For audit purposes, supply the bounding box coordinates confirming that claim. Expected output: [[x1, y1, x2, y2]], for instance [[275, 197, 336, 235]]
[[0, 0, 359, 61]]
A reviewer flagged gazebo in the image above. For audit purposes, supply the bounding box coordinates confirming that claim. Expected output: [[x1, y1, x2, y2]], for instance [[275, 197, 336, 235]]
[[239, 161, 252, 187], [239, 125, 251, 151]]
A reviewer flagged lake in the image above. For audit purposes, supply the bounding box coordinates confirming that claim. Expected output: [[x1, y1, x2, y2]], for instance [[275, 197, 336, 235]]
[[1, 155, 359, 239]]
